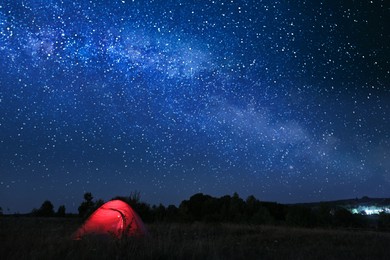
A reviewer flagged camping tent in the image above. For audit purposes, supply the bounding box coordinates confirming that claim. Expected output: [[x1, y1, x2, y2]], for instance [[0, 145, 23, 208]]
[[74, 200, 147, 239]]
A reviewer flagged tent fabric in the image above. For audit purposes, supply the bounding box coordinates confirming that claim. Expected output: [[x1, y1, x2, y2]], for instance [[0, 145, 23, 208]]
[[74, 200, 147, 239]]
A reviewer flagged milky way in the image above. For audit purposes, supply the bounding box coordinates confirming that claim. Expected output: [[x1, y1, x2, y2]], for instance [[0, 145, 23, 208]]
[[0, 0, 389, 213]]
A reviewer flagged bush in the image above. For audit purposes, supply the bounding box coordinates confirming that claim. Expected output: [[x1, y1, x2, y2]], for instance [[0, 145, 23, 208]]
[[57, 205, 66, 217]]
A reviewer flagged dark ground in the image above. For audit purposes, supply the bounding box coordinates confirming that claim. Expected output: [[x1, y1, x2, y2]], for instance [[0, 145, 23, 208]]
[[1, 217, 390, 259]]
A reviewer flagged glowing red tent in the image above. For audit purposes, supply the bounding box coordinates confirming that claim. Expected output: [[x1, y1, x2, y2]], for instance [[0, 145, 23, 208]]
[[74, 200, 147, 239]]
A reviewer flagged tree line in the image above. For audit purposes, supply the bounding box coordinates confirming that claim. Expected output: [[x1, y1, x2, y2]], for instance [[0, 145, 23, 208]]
[[11, 192, 390, 230]]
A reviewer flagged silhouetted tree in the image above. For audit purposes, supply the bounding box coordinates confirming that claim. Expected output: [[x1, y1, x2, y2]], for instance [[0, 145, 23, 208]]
[[179, 193, 210, 222], [165, 205, 180, 222], [245, 195, 259, 215], [112, 192, 153, 222], [153, 204, 166, 222], [244, 196, 274, 224], [178, 200, 192, 222], [129, 191, 141, 204], [178, 192, 265, 223], [0, 206, 3, 216], [78, 192, 96, 219], [201, 196, 220, 222], [218, 195, 232, 222], [96, 199, 105, 208], [85, 192, 93, 202], [115, 191, 141, 206], [228, 192, 245, 222], [33, 200, 55, 217], [180, 193, 216, 222], [134, 201, 152, 222], [57, 205, 66, 217]]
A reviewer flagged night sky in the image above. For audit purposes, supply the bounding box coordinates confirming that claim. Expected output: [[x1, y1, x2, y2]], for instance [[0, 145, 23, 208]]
[[0, 0, 389, 213]]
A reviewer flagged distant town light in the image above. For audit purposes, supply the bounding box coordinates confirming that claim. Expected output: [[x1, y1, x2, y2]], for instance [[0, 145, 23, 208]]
[[349, 206, 390, 215]]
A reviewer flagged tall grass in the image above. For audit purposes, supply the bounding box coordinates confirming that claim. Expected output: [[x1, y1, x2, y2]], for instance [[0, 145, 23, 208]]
[[1, 217, 390, 259]]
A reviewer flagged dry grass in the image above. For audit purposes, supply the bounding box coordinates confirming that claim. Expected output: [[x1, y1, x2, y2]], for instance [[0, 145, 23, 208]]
[[1, 217, 390, 259]]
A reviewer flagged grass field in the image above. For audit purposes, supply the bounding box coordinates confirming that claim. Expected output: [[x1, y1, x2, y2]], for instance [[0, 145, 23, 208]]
[[1, 217, 390, 259]]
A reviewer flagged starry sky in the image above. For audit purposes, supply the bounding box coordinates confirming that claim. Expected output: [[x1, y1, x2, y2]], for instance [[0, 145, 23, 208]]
[[0, 0, 389, 213]]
